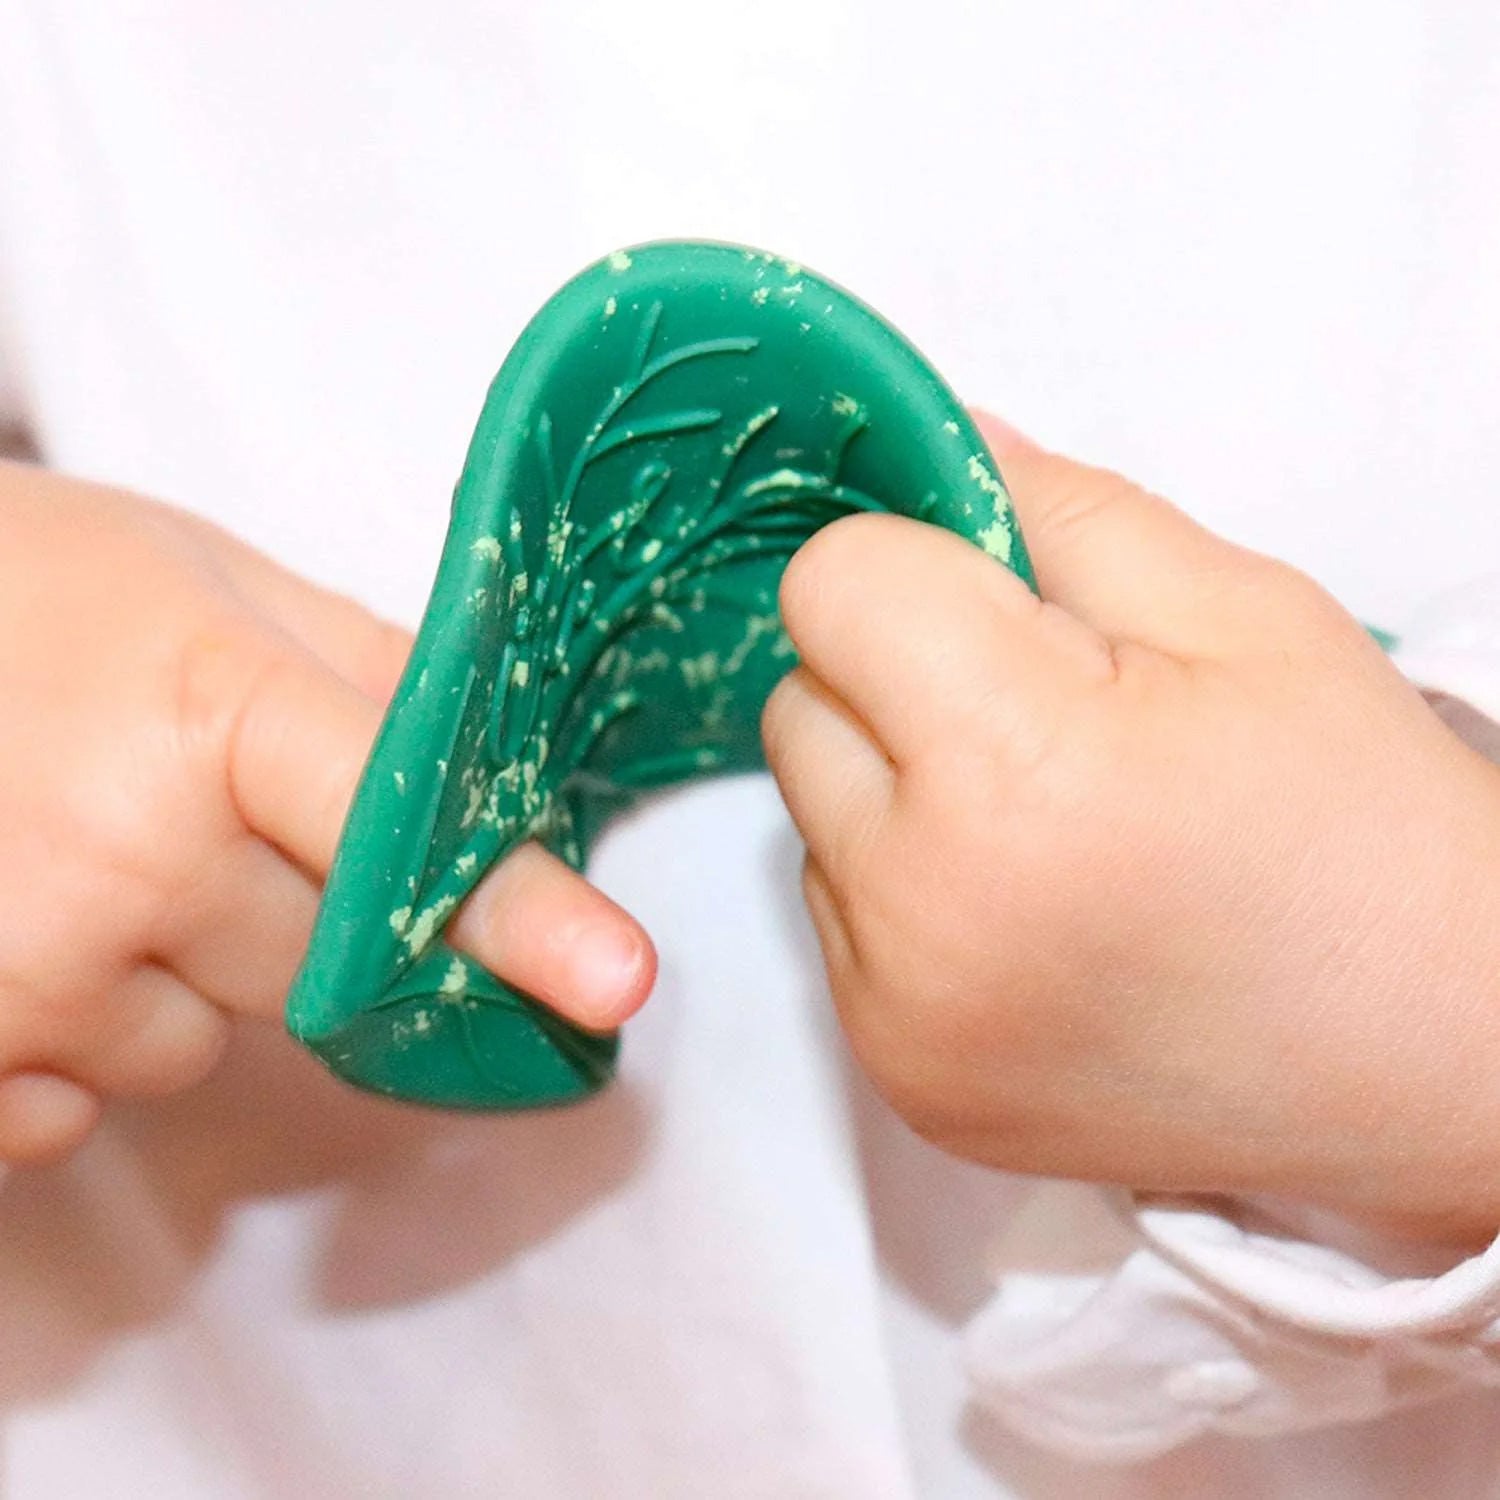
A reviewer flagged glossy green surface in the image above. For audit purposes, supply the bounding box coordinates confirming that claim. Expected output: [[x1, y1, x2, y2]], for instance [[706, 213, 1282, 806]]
[[285, 241, 1033, 1108]]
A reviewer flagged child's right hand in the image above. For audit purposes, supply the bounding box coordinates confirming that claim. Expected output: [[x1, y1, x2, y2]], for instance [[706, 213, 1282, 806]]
[[0, 462, 656, 1166], [762, 417, 1500, 1248]]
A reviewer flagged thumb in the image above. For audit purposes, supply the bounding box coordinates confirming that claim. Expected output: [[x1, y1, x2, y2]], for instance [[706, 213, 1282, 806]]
[[976, 411, 1266, 653]]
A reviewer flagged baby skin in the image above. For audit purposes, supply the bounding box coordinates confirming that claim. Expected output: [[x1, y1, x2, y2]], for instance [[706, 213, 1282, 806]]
[[763, 415, 1500, 1248], [0, 460, 654, 1162], [5, 425, 1500, 1253]]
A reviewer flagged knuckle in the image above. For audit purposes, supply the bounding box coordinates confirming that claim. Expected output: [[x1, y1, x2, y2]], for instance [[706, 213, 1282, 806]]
[[171, 619, 269, 761], [1038, 464, 1139, 546], [932, 674, 1118, 820], [1243, 556, 1358, 646], [1280, 563, 1348, 625], [1244, 552, 1305, 601], [964, 684, 1069, 784], [932, 702, 1086, 851], [1244, 553, 1315, 607]]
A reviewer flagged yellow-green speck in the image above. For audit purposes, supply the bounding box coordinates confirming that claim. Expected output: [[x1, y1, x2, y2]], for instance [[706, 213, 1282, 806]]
[[403, 894, 458, 956], [288, 240, 1035, 1114], [967, 453, 1006, 503], [977, 515, 1014, 562]]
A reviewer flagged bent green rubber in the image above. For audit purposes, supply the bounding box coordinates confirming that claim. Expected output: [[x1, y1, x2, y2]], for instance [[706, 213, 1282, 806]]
[[285, 240, 1034, 1109]]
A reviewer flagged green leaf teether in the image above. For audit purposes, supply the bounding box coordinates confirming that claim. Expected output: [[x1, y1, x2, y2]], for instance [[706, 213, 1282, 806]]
[[285, 240, 1033, 1109]]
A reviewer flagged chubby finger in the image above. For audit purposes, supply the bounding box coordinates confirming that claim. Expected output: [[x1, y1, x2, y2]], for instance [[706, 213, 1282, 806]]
[[158, 836, 322, 1020], [224, 643, 655, 1034], [761, 666, 892, 887], [779, 511, 1112, 765], [0, 1072, 100, 1166], [447, 842, 656, 1034], [227, 650, 384, 879], [0, 962, 225, 1114], [973, 410, 1262, 650], [68, 965, 230, 1098]]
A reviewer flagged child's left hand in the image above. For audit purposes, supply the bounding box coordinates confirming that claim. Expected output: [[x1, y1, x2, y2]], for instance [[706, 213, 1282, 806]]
[[763, 416, 1500, 1246], [0, 463, 655, 1165]]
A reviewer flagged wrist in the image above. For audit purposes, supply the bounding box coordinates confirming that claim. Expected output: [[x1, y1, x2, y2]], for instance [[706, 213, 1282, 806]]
[[1348, 760, 1500, 1252]]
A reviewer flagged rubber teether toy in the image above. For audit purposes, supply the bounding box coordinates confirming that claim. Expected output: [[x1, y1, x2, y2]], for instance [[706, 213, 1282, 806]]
[[285, 240, 1034, 1108]]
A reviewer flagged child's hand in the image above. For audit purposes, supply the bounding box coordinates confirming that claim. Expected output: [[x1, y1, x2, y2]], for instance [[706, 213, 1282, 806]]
[[0, 463, 653, 1165], [763, 417, 1500, 1245]]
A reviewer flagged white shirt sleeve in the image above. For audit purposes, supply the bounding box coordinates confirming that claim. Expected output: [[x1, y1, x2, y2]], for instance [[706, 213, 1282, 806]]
[[964, 579, 1500, 1463]]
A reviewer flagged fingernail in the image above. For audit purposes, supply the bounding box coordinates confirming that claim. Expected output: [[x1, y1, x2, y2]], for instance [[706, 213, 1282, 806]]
[[565, 925, 648, 1029]]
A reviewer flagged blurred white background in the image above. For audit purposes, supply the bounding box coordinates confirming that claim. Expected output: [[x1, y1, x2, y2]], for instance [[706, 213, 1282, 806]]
[[0, 5, 1497, 1497], [3, 2, 1496, 634]]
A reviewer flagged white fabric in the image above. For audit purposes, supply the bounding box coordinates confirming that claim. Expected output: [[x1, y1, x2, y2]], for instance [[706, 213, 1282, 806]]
[[1, 4, 1499, 1496]]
